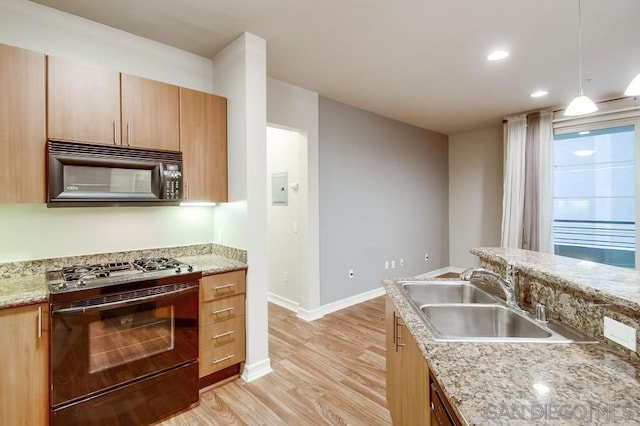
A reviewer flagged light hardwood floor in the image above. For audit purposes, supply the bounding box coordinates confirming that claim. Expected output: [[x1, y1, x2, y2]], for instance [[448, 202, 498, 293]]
[[160, 297, 391, 425]]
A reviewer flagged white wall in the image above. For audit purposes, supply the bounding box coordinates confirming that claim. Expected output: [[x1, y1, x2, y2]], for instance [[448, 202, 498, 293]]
[[212, 33, 271, 382], [267, 127, 302, 305], [0, 0, 217, 262], [0, 205, 214, 262], [448, 126, 503, 267], [266, 78, 320, 314]]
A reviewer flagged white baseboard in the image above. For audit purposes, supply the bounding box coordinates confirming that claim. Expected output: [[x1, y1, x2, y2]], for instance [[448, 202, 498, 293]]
[[321, 287, 386, 316], [267, 292, 299, 312], [414, 265, 466, 279], [241, 358, 273, 383], [267, 286, 386, 322]]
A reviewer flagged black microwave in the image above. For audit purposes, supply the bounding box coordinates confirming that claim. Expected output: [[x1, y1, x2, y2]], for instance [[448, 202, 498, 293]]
[[47, 139, 183, 207]]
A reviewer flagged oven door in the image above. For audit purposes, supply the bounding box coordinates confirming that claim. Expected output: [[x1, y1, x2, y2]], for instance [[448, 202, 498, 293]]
[[50, 282, 198, 408]]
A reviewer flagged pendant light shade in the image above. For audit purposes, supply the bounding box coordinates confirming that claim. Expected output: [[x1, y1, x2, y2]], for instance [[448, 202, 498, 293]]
[[565, 90, 598, 116], [625, 73, 640, 96], [564, 0, 598, 116]]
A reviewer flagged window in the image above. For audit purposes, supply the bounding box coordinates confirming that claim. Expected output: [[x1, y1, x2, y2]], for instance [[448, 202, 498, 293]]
[[553, 122, 638, 268]]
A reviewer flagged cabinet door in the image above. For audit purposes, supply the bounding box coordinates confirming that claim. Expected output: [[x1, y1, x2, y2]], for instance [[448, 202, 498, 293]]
[[0, 303, 49, 425], [0, 44, 46, 203], [121, 74, 179, 151], [179, 88, 228, 202], [47, 56, 121, 145], [404, 324, 430, 425], [385, 296, 404, 425]]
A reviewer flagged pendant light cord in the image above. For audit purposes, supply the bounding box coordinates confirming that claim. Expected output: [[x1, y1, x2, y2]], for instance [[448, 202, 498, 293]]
[[577, 0, 584, 95]]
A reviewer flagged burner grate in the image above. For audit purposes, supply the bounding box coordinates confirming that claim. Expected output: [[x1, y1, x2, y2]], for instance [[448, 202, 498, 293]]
[[133, 257, 181, 271], [61, 264, 110, 282]]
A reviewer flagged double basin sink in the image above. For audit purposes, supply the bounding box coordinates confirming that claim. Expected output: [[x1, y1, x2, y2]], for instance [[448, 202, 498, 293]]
[[397, 280, 597, 343]]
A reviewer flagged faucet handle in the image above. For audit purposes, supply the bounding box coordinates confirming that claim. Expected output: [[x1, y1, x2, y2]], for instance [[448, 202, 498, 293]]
[[535, 303, 548, 322]]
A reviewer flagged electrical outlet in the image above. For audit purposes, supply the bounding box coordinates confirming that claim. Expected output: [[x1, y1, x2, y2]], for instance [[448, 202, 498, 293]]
[[425, 253, 430, 261], [391, 260, 396, 269], [604, 317, 636, 351], [400, 258, 404, 267], [348, 269, 354, 278], [283, 271, 289, 282], [384, 261, 389, 270]]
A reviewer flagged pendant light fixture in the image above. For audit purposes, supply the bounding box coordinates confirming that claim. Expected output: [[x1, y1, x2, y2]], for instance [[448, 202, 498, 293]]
[[564, 0, 598, 116], [625, 73, 640, 96]]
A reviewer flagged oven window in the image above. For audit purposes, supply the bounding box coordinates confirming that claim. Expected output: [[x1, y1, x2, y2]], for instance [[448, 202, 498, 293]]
[[63, 165, 152, 193], [89, 303, 175, 373]]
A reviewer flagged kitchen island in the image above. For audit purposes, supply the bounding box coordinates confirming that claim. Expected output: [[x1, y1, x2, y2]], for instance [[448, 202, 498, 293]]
[[384, 248, 640, 425]]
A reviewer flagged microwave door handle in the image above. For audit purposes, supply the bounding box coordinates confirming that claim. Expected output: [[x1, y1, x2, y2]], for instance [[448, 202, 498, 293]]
[[52, 285, 197, 316]]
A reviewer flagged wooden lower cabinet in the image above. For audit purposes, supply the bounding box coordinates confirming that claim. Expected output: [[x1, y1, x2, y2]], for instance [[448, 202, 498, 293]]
[[0, 303, 49, 425], [385, 296, 430, 425], [199, 270, 246, 388], [430, 373, 462, 426]]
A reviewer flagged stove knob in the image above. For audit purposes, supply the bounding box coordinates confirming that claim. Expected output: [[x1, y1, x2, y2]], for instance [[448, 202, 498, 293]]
[[187, 265, 193, 272], [175, 267, 182, 274]]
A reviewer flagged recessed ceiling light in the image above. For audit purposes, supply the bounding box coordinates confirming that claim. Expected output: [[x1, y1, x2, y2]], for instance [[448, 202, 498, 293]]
[[530, 90, 548, 98], [578, 131, 590, 135], [487, 50, 509, 61], [574, 149, 595, 157]]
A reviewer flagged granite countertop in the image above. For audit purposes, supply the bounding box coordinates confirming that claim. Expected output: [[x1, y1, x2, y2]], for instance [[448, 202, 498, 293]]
[[0, 253, 247, 310], [0, 274, 49, 309], [383, 278, 640, 425], [176, 254, 247, 276]]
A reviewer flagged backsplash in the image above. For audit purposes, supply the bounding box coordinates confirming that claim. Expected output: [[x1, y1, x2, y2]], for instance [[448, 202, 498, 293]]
[[475, 249, 640, 360], [0, 243, 246, 279]]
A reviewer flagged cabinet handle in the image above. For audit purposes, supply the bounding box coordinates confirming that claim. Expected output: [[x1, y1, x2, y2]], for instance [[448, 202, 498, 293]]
[[394, 314, 405, 351], [212, 354, 234, 364], [213, 307, 234, 315], [185, 182, 189, 200], [212, 330, 235, 339], [37, 306, 42, 339], [213, 283, 235, 291], [112, 120, 117, 145], [126, 122, 131, 146]]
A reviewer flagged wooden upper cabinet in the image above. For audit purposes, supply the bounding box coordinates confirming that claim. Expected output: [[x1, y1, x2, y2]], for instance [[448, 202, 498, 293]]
[[179, 87, 228, 202], [121, 74, 180, 151], [0, 44, 46, 203], [47, 55, 121, 145]]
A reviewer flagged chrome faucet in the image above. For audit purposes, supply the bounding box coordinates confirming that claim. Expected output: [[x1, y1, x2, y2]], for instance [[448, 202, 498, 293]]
[[460, 260, 520, 309]]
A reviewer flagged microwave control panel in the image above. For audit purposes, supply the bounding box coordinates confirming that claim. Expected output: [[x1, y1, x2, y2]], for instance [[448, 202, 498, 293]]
[[163, 164, 182, 200]]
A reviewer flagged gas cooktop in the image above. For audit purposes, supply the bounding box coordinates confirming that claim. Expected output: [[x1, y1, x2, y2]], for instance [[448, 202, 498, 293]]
[[46, 257, 199, 294]]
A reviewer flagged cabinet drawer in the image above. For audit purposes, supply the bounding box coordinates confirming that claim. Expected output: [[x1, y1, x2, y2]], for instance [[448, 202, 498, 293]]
[[200, 270, 246, 302], [199, 316, 245, 351], [200, 294, 245, 326], [199, 333, 246, 377]]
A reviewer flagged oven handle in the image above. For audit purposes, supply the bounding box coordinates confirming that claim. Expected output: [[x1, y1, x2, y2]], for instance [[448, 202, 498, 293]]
[[52, 285, 198, 316]]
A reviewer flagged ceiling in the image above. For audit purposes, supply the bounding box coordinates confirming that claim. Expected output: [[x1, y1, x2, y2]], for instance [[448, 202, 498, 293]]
[[31, 0, 640, 135]]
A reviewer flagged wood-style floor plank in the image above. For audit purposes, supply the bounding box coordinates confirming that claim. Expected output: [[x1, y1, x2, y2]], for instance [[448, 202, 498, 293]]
[[160, 297, 391, 425]]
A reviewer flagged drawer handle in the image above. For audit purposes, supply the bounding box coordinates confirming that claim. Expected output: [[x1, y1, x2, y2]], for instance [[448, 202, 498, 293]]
[[212, 330, 235, 339], [212, 307, 234, 315], [212, 354, 234, 364], [213, 283, 235, 291]]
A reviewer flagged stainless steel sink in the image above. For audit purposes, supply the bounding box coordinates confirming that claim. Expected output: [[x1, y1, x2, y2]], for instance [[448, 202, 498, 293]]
[[401, 281, 497, 305], [396, 280, 597, 343], [421, 304, 551, 340]]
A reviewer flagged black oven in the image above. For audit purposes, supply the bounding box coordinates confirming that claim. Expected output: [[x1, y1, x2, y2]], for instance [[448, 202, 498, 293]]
[[46, 139, 183, 207], [49, 270, 200, 425]]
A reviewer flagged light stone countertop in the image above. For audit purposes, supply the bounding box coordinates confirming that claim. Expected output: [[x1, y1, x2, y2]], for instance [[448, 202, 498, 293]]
[[383, 277, 640, 425], [176, 254, 247, 276], [0, 253, 246, 310], [0, 274, 49, 309]]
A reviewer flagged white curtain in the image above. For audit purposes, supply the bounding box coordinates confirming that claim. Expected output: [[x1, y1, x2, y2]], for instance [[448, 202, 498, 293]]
[[501, 115, 527, 248], [501, 111, 554, 252]]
